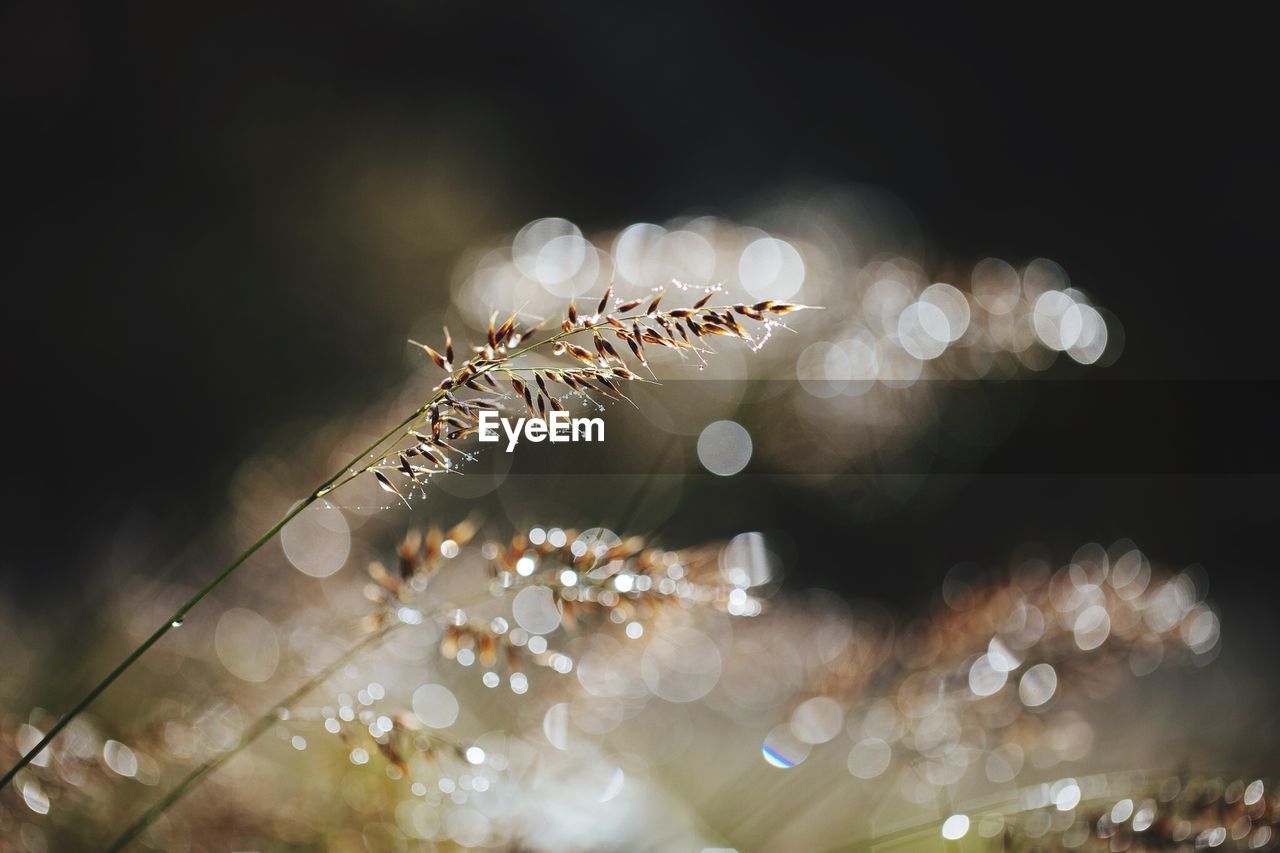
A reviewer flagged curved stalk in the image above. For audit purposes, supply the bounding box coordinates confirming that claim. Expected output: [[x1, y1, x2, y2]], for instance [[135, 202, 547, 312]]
[[1, 302, 772, 790], [0, 408, 424, 790]]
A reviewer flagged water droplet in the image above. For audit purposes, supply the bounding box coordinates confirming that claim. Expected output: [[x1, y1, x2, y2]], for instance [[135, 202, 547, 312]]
[[171, 618, 184, 628]]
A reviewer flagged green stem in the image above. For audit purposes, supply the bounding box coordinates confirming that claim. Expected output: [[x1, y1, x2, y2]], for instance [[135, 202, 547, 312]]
[[0, 405, 426, 791], [104, 624, 398, 852], [1, 303, 743, 791]]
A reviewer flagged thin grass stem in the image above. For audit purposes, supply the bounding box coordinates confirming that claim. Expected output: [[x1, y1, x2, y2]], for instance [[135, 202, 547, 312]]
[[0, 300, 788, 791], [0, 404, 426, 789]]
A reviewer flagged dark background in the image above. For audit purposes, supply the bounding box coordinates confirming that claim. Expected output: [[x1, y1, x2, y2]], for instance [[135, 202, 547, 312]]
[[1, 0, 1276, 684]]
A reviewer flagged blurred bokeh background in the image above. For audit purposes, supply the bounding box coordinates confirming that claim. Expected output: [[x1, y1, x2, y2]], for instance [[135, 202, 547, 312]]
[[1, 3, 1278, 850]]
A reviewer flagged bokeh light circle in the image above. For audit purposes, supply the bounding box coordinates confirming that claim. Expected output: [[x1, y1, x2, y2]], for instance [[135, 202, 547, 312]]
[[214, 607, 280, 683], [640, 627, 722, 702], [281, 502, 351, 578], [762, 724, 811, 768], [412, 683, 459, 729], [697, 420, 753, 476], [739, 237, 805, 300], [847, 737, 892, 779], [512, 586, 562, 635]]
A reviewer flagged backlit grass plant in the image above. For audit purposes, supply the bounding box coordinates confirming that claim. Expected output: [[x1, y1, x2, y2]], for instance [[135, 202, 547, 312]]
[[0, 286, 813, 792]]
